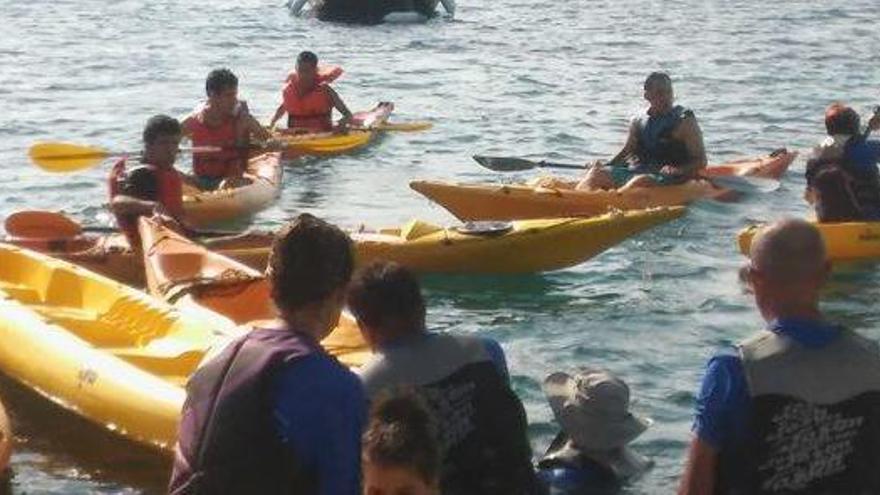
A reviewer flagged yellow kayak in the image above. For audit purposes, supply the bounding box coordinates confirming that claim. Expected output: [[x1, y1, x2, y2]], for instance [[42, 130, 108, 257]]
[[738, 220, 880, 262], [182, 151, 283, 227], [352, 207, 687, 273], [273, 102, 394, 156], [138, 217, 370, 368], [0, 243, 235, 451]]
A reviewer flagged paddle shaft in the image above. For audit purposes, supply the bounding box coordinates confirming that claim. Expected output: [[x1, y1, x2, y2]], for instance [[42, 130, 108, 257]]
[[81, 224, 245, 239]]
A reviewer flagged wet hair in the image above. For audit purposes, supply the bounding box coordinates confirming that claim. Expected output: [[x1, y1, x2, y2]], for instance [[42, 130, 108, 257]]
[[205, 68, 239, 96], [297, 51, 319, 66], [347, 262, 426, 333], [825, 102, 860, 135], [268, 213, 354, 312], [142, 115, 181, 145], [362, 391, 440, 486], [644, 72, 673, 92]]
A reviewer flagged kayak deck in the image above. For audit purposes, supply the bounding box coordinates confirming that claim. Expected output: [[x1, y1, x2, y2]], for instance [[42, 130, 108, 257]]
[[182, 151, 284, 227], [411, 149, 797, 221], [0, 244, 236, 451], [274, 102, 394, 156], [139, 218, 371, 368], [739, 220, 880, 262]]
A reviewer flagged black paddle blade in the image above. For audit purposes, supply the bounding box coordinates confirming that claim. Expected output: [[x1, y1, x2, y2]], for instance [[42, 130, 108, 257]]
[[472, 155, 540, 171]]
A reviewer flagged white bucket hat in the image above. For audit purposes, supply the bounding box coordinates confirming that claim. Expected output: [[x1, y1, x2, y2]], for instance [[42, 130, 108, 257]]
[[542, 368, 653, 478]]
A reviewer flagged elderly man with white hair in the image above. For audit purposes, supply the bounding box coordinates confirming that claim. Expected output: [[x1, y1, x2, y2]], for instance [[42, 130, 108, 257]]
[[678, 218, 880, 494], [578, 72, 707, 191]]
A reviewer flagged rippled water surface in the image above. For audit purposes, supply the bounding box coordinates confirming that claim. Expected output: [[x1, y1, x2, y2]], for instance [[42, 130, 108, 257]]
[[2, 0, 880, 492]]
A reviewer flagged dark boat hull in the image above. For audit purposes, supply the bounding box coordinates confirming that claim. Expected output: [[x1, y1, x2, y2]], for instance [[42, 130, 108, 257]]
[[315, 0, 440, 23]]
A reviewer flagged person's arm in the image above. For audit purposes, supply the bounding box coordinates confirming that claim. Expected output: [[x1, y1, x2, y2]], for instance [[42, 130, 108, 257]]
[[273, 356, 366, 495], [268, 103, 287, 130], [678, 437, 718, 495], [678, 352, 749, 494], [326, 86, 353, 124], [235, 101, 272, 142], [605, 120, 639, 167], [664, 116, 707, 177], [110, 194, 158, 217]]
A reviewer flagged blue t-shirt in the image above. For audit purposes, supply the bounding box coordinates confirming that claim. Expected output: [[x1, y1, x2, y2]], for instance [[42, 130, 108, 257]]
[[845, 138, 880, 176], [272, 352, 367, 495], [691, 318, 842, 450]]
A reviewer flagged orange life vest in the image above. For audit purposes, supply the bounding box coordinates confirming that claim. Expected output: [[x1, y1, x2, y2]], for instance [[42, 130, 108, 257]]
[[109, 158, 185, 246], [281, 65, 343, 132], [184, 110, 243, 178]]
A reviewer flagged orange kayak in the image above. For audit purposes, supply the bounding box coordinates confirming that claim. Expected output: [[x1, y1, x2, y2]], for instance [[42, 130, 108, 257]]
[[138, 217, 370, 368], [410, 149, 796, 221], [182, 151, 283, 227]]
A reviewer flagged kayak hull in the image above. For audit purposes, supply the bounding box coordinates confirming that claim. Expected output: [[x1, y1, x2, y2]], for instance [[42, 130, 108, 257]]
[[352, 207, 686, 273], [0, 244, 237, 452], [182, 152, 283, 228], [411, 150, 797, 221], [138, 218, 371, 368], [738, 221, 880, 262], [274, 103, 394, 157], [314, 0, 439, 23]]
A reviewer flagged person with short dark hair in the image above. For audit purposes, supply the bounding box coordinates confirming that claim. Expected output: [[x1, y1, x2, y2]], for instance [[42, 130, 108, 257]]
[[169, 213, 366, 495], [109, 115, 193, 246], [678, 219, 880, 494], [181, 68, 272, 190], [804, 103, 880, 222], [349, 261, 542, 495], [268, 51, 353, 133], [362, 391, 441, 495], [578, 72, 707, 191]]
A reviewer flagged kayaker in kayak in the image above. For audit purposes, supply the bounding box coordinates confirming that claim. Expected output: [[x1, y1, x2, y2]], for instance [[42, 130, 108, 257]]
[[537, 368, 653, 493], [348, 261, 543, 495], [804, 103, 880, 222], [169, 214, 366, 494], [181, 68, 272, 190], [268, 51, 354, 133], [577, 72, 707, 191], [678, 219, 880, 495], [109, 115, 195, 246], [362, 392, 441, 495]]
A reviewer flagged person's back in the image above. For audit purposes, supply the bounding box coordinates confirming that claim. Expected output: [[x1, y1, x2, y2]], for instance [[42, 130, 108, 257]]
[[169, 213, 365, 495], [348, 262, 541, 495], [679, 219, 880, 495], [805, 103, 880, 222]]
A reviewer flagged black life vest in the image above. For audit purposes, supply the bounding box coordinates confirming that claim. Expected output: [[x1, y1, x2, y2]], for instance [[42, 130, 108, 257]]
[[714, 329, 880, 494]]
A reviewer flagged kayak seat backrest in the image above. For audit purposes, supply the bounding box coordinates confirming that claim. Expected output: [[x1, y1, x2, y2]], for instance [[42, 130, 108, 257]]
[[400, 219, 443, 240]]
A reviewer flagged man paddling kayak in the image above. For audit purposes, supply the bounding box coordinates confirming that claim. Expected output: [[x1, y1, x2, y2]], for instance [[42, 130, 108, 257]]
[[578, 72, 707, 191], [679, 219, 880, 494], [805, 103, 880, 222], [268, 51, 354, 133], [109, 115, 195, 246], [181, 68, 272, 190]]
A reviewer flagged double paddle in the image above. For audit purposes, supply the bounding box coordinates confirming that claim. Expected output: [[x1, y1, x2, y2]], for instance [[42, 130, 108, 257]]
[[4, 210, 243, 240], [471, 155, 782, 194]]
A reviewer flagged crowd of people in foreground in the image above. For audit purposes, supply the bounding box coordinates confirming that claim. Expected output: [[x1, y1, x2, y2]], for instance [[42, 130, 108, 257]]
[[159, 213, 880, 495]]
